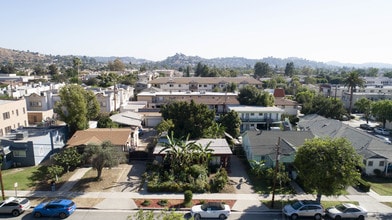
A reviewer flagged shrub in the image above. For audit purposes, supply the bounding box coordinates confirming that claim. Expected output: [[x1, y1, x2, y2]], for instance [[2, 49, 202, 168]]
[[184, 190, 193, 204], [210, 168, 229, 192], [157, 199, 168, 207], [141, 200, 151, 206], [356, 178, 371, 192], [373, 169, 383, 177]]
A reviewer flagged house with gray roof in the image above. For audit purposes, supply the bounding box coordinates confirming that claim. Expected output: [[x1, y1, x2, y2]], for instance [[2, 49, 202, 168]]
[[298, 114, 392, 175], [241, 130, 314, 169]]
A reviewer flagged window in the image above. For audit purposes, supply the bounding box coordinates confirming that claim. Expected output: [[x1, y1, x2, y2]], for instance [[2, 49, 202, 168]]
[[259, 113, 263, 116], [16, 109, 19, 116], [169, 84, 174, 87], [368, 161, 373, 166], [3, 112, 10, 120], [13, 150, 27, 158], [250, 113, 254, 116], [29, 101, 42, 107], [379, 161, 385, 167], [4, 126, 11, 133], [23, 107, 26, 114]]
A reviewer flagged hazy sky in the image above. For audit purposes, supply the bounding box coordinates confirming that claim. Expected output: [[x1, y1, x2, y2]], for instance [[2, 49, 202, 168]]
[[1, 0, 391, 64]]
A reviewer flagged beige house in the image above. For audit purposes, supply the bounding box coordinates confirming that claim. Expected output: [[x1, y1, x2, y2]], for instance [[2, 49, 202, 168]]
[[0, 98, 28, 136]]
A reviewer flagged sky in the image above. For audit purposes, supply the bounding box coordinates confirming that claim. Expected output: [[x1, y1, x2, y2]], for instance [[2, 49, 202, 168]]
[[1, 0, 392, 64]]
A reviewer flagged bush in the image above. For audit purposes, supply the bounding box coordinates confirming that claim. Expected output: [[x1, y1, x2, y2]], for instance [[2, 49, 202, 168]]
[[157, 199, 168, 207], [210, 168, 228, 192], [356, 178, 371, 192], [141, 200, 151, 206], [184, 190, 193, 204], [373, 169, 383, 177]]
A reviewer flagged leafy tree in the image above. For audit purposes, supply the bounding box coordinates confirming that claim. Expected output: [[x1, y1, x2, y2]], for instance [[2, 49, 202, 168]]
[[284, 62, 295, 77], [371, 100, 392, 128], [83, 141, 126, 180], [344, 71, 365, 115], [47, 165, 64, 182], [160, 100, 215, 139], [119, 73, 138, 86], [294, 137, 362, 202], [237, 85, 274, 106], [97, 72, 119, 87], [47, 64, 59, 76], [33, 65, 46, 75], [108, 58, 125, 71], [254, 62, 270, 78], [249, 160, 267, 177], [203, 122, 225, 139], [354, 98, 372, 123], [97, 113, 119, 128], [219, 110, 241, 138], [53, 147, 82, 172], [54, 84, 100, 135], [0, 63, 15, 73], [156, 119, 175, 136]]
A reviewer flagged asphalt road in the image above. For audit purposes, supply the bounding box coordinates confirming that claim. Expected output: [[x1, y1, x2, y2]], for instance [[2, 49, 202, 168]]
[[4, 209, 392, 220]]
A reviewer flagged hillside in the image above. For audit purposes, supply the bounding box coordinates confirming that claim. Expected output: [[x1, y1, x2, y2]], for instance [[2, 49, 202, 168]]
[[1, 47, 391, 69]]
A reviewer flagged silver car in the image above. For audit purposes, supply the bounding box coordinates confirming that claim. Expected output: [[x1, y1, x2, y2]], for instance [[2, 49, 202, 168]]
[[326, 203, 367, 220], [0, 197, 31, 216], [282, 200, 324, 220]]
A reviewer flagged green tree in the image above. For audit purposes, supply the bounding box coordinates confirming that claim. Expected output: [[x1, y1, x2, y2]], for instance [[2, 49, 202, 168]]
[[371, 100, 392, 128], [53, 147, 82, 172], [294, 137, 362, 202], [97, 113, 119, 128], [47, 64, 59, 76], [219, 110, 241, 138], [54, 85, 100, 135], [237, 85, 274, 106], [156, 119, 175, 136], [47, 165, 64, 182], [160, 100, 215, 139], [354, 98, 372, 123], [97, 72, 119, 87], [203, 122, 225, 139], [108, 58, 125, 71], [344, 71, 365, 115], [284, 62, 295, 77], [254, 62, 270, 78], [83, 141, 126, 180]]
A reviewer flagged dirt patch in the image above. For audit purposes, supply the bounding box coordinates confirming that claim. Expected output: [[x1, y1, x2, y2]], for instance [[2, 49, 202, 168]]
[[71, 167, 124, 192], [134, 199, 236, 209]]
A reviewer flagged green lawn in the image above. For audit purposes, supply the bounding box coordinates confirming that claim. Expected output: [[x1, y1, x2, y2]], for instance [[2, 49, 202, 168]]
[[2, 166, 42, 190], [363, 176, 392, 196]]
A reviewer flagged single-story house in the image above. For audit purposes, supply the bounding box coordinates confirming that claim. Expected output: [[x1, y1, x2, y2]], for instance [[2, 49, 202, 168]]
[[66, 128, 136, 153], [241, 130, 314, 169], [153, 138, 233, 169], [298, 114, 392, 176]]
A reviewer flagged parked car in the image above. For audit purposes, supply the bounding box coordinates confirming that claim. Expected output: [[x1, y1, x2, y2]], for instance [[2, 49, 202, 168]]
[[375, 135, 392, 144], [282, 200, 324, 220], [32, 199, 76, 219], [190, 202, 231, 219], [325, 203, 367, 220], [374, 127, 390, 136], [359, 123, 373, 130], [0, 197, 30, 216]]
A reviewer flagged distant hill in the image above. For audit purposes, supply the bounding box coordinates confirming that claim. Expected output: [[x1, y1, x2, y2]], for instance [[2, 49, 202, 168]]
[[1, 47, 392, 69]]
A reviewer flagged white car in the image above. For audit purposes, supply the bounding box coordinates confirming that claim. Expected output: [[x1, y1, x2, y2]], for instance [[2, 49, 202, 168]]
[[0, 197, 31, 216], [326, 203, 367, 220], [190, 202, 230, 219]]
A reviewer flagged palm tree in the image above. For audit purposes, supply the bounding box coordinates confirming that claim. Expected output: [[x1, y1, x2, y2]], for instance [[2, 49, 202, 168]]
[[344, 71, 364, 115]]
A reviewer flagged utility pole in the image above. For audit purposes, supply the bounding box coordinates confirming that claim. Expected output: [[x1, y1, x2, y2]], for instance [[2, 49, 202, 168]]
[[271, 137, 280, 208], [0, 154, 5, 200]]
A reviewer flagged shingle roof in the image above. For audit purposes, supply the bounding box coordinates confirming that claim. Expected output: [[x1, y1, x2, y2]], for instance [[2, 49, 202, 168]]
[[66, 128, 132, 147], [245, 130, 314, 156], [298, 114, 392, 160], [149, 77, 262, 85]]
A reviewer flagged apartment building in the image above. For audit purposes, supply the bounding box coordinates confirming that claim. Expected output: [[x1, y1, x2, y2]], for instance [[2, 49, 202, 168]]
[[149, 77, 262, 92], [137, 91, 239, 114], [0, 99, 28, 136], [227, 105, 284, 132]]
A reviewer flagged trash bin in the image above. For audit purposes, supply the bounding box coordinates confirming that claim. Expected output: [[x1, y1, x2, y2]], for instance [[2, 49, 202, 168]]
[[51, 181, 56, 191]]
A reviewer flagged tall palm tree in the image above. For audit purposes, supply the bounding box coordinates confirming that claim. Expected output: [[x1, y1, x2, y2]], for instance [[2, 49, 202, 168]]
[[344, 71, 364, 115]]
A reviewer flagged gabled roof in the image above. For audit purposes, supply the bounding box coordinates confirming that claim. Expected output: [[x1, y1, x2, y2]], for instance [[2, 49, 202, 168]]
[[273, 88, 285, 97], [298, 114, 392, 160], [244, 130, 314, 156], [66, 128, 132, 147]]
